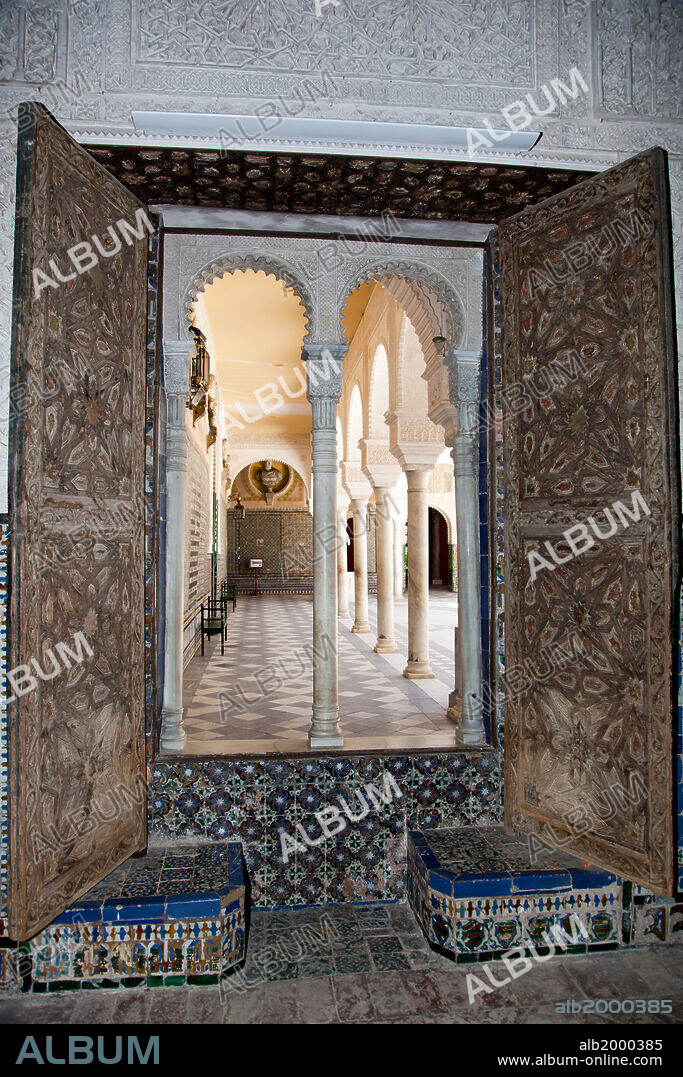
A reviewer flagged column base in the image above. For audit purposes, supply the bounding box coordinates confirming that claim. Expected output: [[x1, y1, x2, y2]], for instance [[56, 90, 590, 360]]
[[374, 638, 398, 654], [455, 726, 487, 747], [351, 622, 371, 633], [338, 608, 350, 618], [403, 661, 435, 679], [160, 707, 186, 751], [447, 699, 487, 747], [309, 708, 343, 749], [309, 733, 344, 748]]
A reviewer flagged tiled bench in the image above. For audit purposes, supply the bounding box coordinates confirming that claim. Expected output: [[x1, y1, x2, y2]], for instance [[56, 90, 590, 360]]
[[408, 826, 624, 964], [14, 842, 248, 992]]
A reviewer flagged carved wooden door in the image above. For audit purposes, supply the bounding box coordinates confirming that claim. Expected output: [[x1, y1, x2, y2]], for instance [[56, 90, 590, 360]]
[[500, 149, 678, 894], [8, 104, 148, 939]]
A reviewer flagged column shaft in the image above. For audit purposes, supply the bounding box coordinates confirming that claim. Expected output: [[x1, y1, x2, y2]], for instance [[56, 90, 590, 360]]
[[403, 469, 434, 679], [449, 428, 485, 744], [373, 487, 398, 654], [393, 518, 404, 597], [350, 499, 371, 633], [160, 391, 188, 751], [306, 346, 345, 749], [337, 512, 350, 617], [430, 509, 442, 585]]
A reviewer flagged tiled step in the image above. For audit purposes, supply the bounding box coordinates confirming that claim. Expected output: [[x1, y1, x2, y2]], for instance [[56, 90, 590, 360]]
[[408, 826, 622, 963], [19, 842, 249, 992]]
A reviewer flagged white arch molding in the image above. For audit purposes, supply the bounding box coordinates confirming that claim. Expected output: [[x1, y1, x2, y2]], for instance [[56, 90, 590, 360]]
[[337, 260, 466, 363], [345, 383, 364, 461], [368, 343, 390, 438], [428, 502, 454, 544], [183, 252, 316, 339]]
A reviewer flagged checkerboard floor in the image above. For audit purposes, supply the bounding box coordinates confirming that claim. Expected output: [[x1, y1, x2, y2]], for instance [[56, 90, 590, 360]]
[[177, 590, 460, 754]]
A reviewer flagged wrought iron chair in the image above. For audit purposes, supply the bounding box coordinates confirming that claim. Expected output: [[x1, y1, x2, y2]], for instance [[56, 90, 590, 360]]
[[220, 580, 237, 611], [201, 597, 227, 656]]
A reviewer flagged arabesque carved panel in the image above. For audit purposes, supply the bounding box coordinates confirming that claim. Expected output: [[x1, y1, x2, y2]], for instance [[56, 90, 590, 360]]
[[8, 104, 147, 939], [500, 149, 678, 895]]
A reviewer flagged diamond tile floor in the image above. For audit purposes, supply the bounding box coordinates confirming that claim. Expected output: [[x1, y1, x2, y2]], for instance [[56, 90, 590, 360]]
[[1, 903, 680, 1024], [176, 590, 460, 754]]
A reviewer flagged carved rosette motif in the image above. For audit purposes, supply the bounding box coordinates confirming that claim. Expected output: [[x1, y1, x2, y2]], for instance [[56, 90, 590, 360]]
[[500, 150, 678, 894]]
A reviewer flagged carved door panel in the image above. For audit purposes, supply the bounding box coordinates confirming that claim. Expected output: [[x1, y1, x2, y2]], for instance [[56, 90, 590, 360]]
[[500, 149, 678, 894], [8, 104, 148, 939]]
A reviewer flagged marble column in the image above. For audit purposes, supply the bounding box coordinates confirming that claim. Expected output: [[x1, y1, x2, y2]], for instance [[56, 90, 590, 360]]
[[337, 506, 350, 617], [430, 509, 443, 585], [448, 418, 484, 743], [393, 516, 405, 597], [371, 486, 398, 654], [423, 345, 485, 746], [349, 497, 371, 633], [305, 345, 345, 748], [160, 340, 191, 751], [403, 467, 434, 679]]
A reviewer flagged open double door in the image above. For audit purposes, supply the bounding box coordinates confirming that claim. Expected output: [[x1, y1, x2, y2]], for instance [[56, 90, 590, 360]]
[[6, 104, 679, 939]]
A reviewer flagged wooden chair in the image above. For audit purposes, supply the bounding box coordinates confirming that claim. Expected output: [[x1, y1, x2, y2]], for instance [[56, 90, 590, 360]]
[[201, 597, 227, 656]]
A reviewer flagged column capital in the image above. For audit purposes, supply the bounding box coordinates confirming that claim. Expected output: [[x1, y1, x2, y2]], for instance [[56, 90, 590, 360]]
[[360, 438, 402, 489], [404, 467, 432, 492], [363, 466, 402, 490], [449, 349, 481, 408], [385, 409, 445, 472], [341, 461, 372, 502], [164, 338, 192, 398], [164, 342, 189, 471], [304, 345, 346, 407], [424, 346, 481, 440]]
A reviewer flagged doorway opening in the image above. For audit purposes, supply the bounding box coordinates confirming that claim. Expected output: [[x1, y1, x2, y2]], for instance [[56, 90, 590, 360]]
[[428, 506, 452, 591], [171, 245, 483, 756]]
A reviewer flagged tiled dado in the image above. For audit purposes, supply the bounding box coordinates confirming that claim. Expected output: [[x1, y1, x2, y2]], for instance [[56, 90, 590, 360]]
[[1, 843, 248, 993], [150, 752, 502, 907]]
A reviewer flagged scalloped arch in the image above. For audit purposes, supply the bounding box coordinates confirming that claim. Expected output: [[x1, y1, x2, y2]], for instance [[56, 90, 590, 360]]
[[184, 253, 316, 338], [338, 260, 466, 358]]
